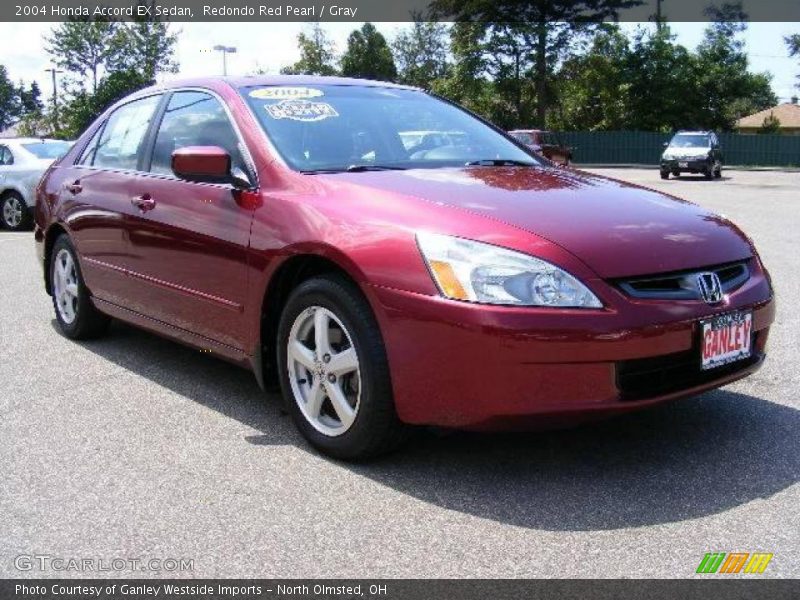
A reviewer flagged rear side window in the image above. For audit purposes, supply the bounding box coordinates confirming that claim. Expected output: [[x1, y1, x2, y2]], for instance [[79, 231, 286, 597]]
[[78, 125, 105, 166], [150, 91, 245, 176], [0, 146, 13, 165], [94, 95, 161, 171]]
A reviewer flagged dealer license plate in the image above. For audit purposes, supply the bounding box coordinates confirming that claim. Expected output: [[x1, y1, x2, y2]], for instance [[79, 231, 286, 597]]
[[700, 311, 753, 370], [678, 161, 688, 168]]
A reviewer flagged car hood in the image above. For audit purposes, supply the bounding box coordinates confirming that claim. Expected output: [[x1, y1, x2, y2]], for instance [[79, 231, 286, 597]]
[[665, 147, 711, 157], [319, 166, 753, 279]]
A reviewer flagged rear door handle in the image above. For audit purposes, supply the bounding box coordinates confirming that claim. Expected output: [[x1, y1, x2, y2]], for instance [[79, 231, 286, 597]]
[[131, 194, 156, 212], [65, 180, 82, 194]]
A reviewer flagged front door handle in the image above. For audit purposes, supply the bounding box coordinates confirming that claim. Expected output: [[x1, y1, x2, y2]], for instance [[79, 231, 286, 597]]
[[131, 194, 156, 212], [65, 180, 82, 194]]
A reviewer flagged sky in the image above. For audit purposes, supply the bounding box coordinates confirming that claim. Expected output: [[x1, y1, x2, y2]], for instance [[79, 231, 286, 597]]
[[1, 21, 798, 106]]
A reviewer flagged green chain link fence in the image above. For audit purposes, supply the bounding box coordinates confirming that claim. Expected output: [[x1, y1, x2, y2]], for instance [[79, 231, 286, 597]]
[[559, 131, 800, 167]]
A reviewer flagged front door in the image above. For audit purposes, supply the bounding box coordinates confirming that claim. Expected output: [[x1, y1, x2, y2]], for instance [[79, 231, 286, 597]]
[[123, 90, 255, 350]]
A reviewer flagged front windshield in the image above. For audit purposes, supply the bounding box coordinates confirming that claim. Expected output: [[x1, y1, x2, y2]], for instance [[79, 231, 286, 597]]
[[22, 141, 72, 159], [669, 134, 710, 148], [241, 85, 541, 172]]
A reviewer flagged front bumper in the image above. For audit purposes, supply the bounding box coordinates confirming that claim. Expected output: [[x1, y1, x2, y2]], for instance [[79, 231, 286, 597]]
[[661, 157, 713, 173], [367, 272, 774, 429]]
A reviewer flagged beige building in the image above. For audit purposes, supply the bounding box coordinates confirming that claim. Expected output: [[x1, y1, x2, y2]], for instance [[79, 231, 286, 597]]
[[735, 102, 800, 134]]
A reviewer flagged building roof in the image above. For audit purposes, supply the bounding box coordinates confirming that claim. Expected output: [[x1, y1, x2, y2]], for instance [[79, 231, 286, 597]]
[[736, 103, 800, 129]]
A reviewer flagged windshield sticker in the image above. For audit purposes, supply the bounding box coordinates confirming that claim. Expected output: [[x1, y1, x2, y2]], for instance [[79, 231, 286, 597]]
[[250, 87, 323, 100], [264, 99, 339, 122]]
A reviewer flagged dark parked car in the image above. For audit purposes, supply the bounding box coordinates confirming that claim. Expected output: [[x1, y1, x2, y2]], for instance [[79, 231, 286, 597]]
[[35, 77, 773, 459], [509, 129, 573, 165], [660, 130, 723, 179]]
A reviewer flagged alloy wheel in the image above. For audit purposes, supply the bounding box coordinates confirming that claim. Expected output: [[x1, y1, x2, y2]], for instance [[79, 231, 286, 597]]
[[2, 196, 23, 228], [286, 306, 361, 437], [53, 248, 79, 324]]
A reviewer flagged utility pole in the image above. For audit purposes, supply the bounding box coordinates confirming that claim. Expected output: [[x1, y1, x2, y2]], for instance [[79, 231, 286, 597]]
[[213, 45, 237, 76], [44, 67, 63, 135], [655, 0, 663, 32]]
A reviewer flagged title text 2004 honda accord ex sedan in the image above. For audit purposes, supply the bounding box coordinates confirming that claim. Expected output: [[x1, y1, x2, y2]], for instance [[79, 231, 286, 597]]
[[34, 76, 775, 459]]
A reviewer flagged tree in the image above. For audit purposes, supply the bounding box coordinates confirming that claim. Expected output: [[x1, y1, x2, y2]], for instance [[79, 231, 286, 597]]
[[622, 25, 702, 131], [0, 66, 20, 131], [693, 3, 777, 130], [551, 25, 632, 130], [18, 81, 43, 114], [340, 23, 397, 82], [107, 6, 179, 82], [392, 17, 449, 89], [758, 112, 781, 134], [281, 23, 338, 76], [45, 19, 118, 94], [431, 0, 641, 126], [787, 33, 800, 88], [59, 69, 152, 138]]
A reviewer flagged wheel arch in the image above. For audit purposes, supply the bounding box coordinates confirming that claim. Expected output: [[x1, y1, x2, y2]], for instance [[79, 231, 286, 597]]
[[255, 251, 374, 391], [43, 222, 69, 295]]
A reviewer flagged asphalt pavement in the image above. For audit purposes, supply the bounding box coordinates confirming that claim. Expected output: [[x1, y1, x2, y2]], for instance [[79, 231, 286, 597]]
[[1, 168, 798, 578]]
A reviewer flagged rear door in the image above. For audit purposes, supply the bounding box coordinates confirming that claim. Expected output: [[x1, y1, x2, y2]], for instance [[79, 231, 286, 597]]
[[59, 94, 163, 308], [122, 90, 256, 350]]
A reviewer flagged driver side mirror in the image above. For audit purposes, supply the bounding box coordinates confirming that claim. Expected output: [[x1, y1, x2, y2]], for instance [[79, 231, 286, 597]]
[[171, 146, 252, 189]]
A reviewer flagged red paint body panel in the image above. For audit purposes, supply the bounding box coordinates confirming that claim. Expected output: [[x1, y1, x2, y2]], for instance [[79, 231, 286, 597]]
[[34, 76, 776, 430]]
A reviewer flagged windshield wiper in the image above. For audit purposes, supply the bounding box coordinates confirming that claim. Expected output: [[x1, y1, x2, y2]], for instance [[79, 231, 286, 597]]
[[465, 159, 537, 167], [344, 164, 407, 172]]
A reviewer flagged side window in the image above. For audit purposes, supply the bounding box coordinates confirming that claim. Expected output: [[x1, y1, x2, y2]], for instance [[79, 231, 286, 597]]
[[94, 95, 161, 171], [0, 146, 14, 166], [78, 124, 105, 166], [150, 91, 245, 176]]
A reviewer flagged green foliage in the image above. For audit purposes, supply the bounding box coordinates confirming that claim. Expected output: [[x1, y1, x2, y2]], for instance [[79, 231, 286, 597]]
[[787, 33, 800, 88], [340, 23, 397, 82], [42, 9, 178, 138], [45, 19, 118, 93], [59, 69, 152, 138], [281, 23, 338, 76], [430, 0, 641, 126], [758, 112, 781, 134], [392, 17, 450, 89], [550, 25, 632, 131], [0, 65, 20, 131], [107, 4, 179, 81]]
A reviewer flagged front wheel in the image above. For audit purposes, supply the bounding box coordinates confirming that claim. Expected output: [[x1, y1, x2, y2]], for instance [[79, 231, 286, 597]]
[[50, 234, 110, 339], [277, 274, 409, 460], [1, 192, 31, 231]]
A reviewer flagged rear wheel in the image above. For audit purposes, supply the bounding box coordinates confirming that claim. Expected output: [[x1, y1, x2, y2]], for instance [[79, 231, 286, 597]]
[[1, 192, 31, 231], [50, 234, 110, 339], [277, 274, 408, 460]]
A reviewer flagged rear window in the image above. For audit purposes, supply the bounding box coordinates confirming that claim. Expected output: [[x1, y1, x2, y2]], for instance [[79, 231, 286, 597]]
[[22, 141, 73, 159]]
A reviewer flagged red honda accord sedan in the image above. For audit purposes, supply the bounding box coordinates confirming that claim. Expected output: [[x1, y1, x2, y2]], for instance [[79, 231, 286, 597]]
[[34, 76, 775, 459]]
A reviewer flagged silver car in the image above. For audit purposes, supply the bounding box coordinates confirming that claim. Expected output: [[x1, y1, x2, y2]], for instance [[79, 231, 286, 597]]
[[0, 138, 73, 231]]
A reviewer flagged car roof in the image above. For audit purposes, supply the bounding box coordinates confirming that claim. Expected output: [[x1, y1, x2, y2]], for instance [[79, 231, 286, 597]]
[[674, 131, 713, 135], [140, 74, 421, 95]]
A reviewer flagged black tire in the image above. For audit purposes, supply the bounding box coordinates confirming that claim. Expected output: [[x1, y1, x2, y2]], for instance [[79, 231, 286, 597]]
[[276, 274, 409, 460], [704, 166, 714, 180], [660, 170, 669, 180], [50, 234, 110, 339], [1, 192, 32, 231], [715, 165, 722, 178]]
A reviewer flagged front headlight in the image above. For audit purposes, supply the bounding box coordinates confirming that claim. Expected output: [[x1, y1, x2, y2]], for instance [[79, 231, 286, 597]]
[[416, 232, 602, 308]]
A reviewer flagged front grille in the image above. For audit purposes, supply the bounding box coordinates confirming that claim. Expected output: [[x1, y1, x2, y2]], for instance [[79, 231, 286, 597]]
[[617, 260, 750, 301], [616, 332, 762, 401]]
